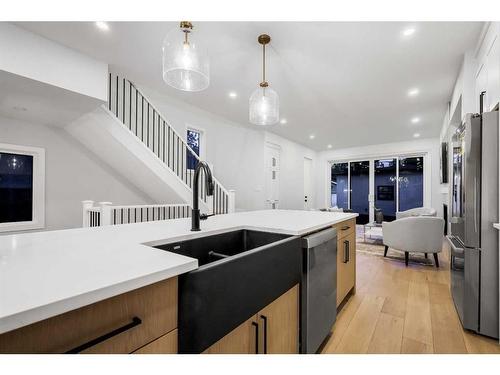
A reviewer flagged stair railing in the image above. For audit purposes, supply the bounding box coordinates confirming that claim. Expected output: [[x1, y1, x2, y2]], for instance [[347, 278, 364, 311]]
[[107, 73, 234, 214], [82, 201, 191, 227]]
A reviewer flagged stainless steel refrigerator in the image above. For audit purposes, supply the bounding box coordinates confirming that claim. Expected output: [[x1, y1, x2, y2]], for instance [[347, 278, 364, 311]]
[[447, 110, 499, 339]]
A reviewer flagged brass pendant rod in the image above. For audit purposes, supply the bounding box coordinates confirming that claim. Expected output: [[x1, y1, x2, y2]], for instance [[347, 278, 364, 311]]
[[262, 42, 266, 84]]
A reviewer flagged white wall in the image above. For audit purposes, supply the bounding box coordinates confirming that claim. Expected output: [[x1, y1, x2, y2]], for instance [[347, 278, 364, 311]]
[[0, 23, 108, 101], [315, 137, 442, 217], [264, 132, 317, 210], [138, 85, 318, 211], [0, 115, 151, 233]]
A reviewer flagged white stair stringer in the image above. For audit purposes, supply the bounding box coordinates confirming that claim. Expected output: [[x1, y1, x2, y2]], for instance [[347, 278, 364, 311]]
[[66, 105, 211, 212]]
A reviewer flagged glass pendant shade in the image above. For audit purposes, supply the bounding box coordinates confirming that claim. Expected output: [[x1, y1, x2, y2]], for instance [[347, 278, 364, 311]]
[[162, 24, 209, 92], [249, 86, 279, 125]]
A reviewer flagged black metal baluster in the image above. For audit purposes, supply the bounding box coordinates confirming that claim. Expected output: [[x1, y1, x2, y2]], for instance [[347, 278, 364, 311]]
[[122, 78, 125, 124], [135, 89, 138, 136], [141, 97, 144, 141], [176, 137, 179, 177], [108, 73, 111, 110], [115, 75, 118, 117], [152, 110, 155, 154], [147, 103, 150, 148], [129, 81, 132, 130]]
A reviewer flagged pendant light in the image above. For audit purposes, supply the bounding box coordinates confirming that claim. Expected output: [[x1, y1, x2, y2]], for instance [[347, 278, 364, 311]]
[[249, 34, 279, 125], [162, 21, 209, 92]]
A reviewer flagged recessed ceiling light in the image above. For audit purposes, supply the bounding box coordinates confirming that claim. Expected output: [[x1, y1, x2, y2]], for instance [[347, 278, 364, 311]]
[[413, 133, 421, 138], [327, 144, 332, 149], [309, 134, 315, 140], [95, 22, 110, 31], [411, 117, 420, 124], [228, 91, 237, 98], [402, 27, 416, 37], [280, 118, 287, 125], [408, 88, 419, 97]]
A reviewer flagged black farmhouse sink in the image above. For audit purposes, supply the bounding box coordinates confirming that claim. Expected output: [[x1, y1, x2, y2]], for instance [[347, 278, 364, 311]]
[[154, 229, 302, 353]]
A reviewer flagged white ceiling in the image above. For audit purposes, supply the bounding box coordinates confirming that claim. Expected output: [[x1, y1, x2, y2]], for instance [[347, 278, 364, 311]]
[[16, 22, 483, 150]]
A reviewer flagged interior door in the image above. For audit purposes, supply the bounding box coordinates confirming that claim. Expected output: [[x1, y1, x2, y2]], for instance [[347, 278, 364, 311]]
[[303, 157, 313, 210], [265, 144, 280, 209]]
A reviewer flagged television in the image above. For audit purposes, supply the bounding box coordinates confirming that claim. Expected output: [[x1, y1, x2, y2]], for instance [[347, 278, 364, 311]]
[[377, 185, 394, 201], [440, 142, 449, 183]]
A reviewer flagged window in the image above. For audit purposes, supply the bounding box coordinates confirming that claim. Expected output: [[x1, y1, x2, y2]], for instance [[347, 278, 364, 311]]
[[0, 144, 45, 232], [186, 128, 201, 170], [330, 153, 427, 223]]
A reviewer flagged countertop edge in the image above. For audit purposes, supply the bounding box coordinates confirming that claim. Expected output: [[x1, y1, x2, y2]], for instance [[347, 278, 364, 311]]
[[0, 259, 198, 335]]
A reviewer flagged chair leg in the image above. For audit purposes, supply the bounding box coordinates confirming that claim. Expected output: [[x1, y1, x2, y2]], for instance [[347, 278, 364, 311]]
[[405, 252, 409, 267], [425, 253, 428, 259], [433, 253, 439, 268], [384, 245, 388, 257]]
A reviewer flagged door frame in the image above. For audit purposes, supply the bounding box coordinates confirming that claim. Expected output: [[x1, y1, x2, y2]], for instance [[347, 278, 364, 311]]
[[329, 151, 430, 222], [265, 142, 281, 209], [303, 156, 313, 210]]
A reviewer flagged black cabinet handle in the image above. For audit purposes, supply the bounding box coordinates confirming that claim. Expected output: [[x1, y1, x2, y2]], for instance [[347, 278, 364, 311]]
[[251, 321, 259, 354], [341, 225, 350, 231], [346, 240, 350, 262], [343, 240, 349, 263], [66, 316, 142, 354], [260, 315, 268, 354]]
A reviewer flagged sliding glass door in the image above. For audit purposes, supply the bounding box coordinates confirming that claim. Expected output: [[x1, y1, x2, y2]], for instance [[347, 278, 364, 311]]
[[331, 162, 348, 210], [330, 154, 426, 224], [374, 159, 397, 222], [350, 161, 370, 224], [398, 156, 424, 211]]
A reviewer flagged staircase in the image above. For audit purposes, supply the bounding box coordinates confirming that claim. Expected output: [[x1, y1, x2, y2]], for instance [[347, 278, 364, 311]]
[[67, 73, 234, 215]]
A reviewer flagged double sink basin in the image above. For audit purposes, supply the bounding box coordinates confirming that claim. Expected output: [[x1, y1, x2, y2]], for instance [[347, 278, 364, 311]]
[[154, 229, 302, 353]]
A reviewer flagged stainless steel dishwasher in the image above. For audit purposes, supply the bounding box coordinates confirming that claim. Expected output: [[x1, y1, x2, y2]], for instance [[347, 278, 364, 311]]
[[300, 227, 337, 353]]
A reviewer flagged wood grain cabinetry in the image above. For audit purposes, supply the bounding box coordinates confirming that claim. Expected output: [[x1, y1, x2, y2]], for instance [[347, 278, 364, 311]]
[[204, 284, 299, 354], [203, 317, 258, 354], [335, 219, 357, 307], [133, 329, 177, 354], [0, 277, 178, 354]]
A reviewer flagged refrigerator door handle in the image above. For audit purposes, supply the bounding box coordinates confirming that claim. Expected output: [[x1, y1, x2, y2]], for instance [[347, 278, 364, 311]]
[[474, 177, 478, 234]]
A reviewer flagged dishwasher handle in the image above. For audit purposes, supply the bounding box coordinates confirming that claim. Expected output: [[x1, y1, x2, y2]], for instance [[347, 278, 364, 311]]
[[301, 227, 337, 248]]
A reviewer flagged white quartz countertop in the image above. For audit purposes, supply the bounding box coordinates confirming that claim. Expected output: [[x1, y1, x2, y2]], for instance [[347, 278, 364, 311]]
[[0, 209, 357, 334]]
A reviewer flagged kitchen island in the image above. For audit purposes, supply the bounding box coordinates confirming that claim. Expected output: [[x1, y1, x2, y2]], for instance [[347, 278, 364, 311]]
[[0, 209, 357, 353]]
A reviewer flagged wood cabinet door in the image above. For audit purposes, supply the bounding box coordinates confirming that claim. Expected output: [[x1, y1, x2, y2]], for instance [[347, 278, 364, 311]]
[[0, 277, 177, 354], [203, 316, 259, 354], [133, 329, 177, 354], [337, 232, 356, 307], [257, 284, 299, 354]]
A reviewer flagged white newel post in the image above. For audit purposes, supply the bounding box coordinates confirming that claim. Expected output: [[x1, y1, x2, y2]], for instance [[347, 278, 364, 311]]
[[99, 202, 113, 226], [228, 190, 236, 213], [82, 200, 94, 227]]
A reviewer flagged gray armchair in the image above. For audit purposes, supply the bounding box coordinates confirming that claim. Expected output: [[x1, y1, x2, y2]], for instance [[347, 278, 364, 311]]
[[382, 216, 444, 267]]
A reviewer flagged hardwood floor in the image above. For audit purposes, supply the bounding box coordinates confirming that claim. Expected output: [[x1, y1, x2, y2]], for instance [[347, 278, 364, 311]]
[[322, 239, 500, 354]]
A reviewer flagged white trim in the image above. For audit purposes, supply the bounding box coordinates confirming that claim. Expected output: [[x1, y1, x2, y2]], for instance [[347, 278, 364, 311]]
[[0, 143, 45, 232]]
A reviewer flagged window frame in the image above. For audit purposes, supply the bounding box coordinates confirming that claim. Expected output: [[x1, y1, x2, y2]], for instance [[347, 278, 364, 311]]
[[328, 151, 430, 222], [185, 125, 206, 169], [0, 143, 45, 233]]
